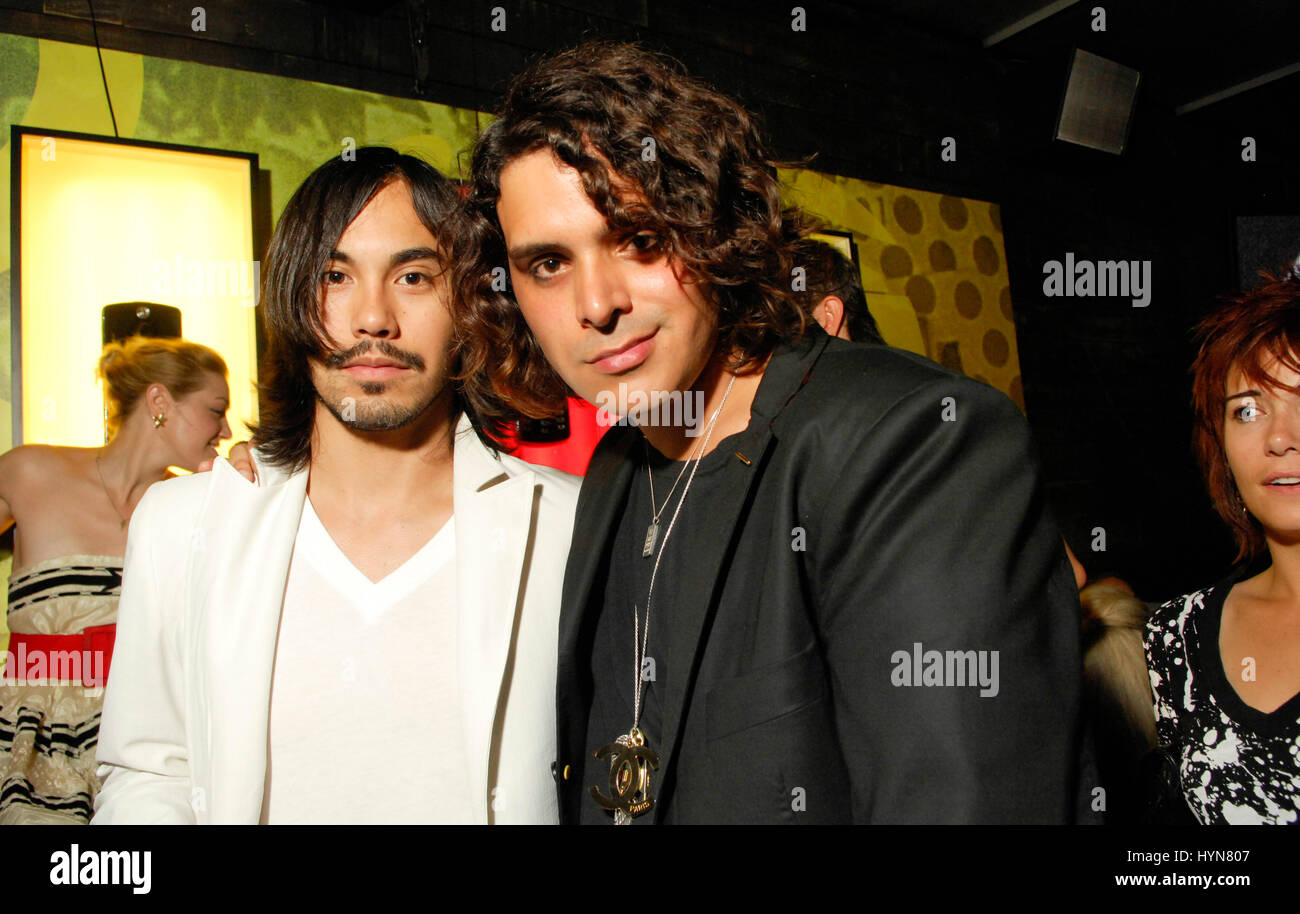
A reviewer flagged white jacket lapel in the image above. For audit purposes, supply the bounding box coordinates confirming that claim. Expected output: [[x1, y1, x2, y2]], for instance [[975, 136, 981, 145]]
[[193, 456, 308, 823], [451, 421, 536, 824]]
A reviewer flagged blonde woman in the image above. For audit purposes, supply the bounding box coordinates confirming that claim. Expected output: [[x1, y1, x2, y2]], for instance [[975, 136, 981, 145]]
[[0, 336, 230, 823]]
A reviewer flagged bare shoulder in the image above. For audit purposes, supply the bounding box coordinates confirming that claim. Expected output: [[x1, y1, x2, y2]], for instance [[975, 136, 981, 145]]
[[0, 444, 87, 491], [1228, 569, 1269, 599]]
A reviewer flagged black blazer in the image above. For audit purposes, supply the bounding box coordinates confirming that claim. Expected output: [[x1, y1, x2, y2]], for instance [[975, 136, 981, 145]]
[[555, 330, 1088, 823]]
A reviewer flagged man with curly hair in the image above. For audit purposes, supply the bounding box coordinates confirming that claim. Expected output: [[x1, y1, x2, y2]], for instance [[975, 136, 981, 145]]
[[458, 42, 1088, 824]]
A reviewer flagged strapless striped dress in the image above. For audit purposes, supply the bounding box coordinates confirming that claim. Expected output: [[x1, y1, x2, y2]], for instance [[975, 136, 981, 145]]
[[0, 555, 122, 824]]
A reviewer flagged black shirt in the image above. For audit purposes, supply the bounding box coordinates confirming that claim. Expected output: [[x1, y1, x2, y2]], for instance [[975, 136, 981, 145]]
[[579, 433, 740, 824]]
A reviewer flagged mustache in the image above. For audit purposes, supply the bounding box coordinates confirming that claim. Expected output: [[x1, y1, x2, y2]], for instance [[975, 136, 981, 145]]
[[324, 339, 426, 371]]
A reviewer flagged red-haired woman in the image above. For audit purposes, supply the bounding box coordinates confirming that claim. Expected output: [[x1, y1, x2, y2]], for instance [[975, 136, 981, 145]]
[[0, 336, 230, 823], [1146, 264, 1300, 824]]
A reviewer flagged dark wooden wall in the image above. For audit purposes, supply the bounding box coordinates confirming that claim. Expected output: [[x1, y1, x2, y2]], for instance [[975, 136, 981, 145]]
[[0, 1, 1005, 193]]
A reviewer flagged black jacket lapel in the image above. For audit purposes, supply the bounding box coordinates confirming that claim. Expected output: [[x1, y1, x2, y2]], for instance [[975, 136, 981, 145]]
[[653, 330, 832, 820], [555, 427, 638, 820], [653, 422, 772, 819]]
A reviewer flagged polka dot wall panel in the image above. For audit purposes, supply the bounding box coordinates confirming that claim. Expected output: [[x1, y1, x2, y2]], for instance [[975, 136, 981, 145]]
[[784, 169, 1023, 412]]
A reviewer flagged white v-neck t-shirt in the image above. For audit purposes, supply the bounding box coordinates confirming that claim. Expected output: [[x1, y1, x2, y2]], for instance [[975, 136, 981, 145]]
[[259, 496, 473, 824]]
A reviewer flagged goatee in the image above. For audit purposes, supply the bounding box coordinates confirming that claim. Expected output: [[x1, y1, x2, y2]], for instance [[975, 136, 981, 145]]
[[318, 383, 447, 431]]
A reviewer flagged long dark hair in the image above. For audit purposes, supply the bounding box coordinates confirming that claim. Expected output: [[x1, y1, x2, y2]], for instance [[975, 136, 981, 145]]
[[455, 41, 816, 438], [249, 147, 466, 471]]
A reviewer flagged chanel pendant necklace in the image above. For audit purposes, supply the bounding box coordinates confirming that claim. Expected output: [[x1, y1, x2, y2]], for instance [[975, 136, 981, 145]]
[[592, 374, 736, 822]]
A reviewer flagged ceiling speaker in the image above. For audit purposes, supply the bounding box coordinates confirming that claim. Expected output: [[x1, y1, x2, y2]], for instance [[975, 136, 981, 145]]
[[1055, 49, 1141, 155]]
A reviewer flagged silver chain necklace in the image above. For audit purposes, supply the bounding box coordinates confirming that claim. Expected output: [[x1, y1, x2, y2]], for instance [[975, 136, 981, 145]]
[[635, 371, 736, 717], [589, 373, 737, 825], [642, 418, 712, 557]]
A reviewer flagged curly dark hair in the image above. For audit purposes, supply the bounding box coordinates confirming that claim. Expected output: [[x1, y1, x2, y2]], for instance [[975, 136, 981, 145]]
[[1190, 267, 1300, 562], [455, 41, 816, 438], [248, 147, 468, 472]]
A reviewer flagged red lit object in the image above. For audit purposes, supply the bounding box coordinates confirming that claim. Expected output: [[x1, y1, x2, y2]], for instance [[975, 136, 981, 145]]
[[505, 398, 608, 476]]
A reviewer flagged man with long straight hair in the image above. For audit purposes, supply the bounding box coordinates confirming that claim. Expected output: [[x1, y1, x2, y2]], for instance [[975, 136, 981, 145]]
[[456, 42, 1088, 824], [94, 148, 578, 824]]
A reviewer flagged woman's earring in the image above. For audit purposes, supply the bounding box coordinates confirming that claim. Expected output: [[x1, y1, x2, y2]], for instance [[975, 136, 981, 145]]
[[153, 412, 167, 428]]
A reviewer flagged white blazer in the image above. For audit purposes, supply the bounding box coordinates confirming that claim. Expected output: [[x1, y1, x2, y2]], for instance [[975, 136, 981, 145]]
[[93, 417, 578, 824]]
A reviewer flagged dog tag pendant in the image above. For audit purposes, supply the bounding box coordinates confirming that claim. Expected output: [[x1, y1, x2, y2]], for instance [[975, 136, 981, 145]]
[[642, 522, 658, 557]]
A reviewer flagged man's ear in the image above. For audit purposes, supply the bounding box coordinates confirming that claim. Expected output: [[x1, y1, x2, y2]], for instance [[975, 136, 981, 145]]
[[816, 295, 847, 339]]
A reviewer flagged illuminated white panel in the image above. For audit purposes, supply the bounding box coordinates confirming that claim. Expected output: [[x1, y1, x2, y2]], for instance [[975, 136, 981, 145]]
[[17, 132, 257, 452]]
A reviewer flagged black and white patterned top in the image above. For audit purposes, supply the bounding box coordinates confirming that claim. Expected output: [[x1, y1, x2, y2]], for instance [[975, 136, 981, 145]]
[[1146, 573, 1300, 824]]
